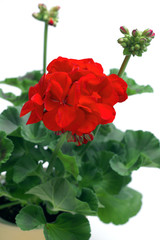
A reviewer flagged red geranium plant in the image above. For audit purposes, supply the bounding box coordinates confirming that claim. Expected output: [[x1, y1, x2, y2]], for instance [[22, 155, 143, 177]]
[[0, 4, 157, 240]]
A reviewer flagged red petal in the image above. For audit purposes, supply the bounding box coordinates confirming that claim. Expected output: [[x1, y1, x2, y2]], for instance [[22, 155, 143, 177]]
[[44, 95, 60, 111], [20, 101, 34, 117], [56, 105, 77, 128], [38, 74, 49, 97], [44, 81, 63, 111], [31, 93, 43, 105], [28, 85, 39, 100], [78, 96, 95, 113], [66, 108, 86, 134], [26, 110, 42, 124], [43, 108, 61, 131], [76, 112, 99, 135], [34, 105, 44, 119], [47, 57, 73, 73], [67, 81, 81, 106], [51, 72, 72, 100], [108, 74, 128, 102], [95, 103, 116, 124]]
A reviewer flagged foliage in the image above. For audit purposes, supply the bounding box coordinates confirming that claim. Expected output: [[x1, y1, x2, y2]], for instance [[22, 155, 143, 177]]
[[0, 70, 159, 240]]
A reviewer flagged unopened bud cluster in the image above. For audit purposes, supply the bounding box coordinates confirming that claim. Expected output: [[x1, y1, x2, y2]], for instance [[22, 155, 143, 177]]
[[32, 4, 60, 26], [118, 26, 155, 56]]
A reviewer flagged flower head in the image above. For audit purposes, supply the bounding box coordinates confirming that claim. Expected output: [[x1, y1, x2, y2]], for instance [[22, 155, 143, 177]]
[[32, 3, 60, 27], [20, 57, 128, 145], [118, 26, 155, 57]]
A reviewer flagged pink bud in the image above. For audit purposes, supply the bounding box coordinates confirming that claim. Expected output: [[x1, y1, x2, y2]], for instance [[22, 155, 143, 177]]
[[55, 6, 60, 10], [150, 32, 155, 38], [132, 29, 137, 37], [38, 3, 47, 9], [120, 26, 129, 34], [143, 29, 155, 37], [147, 29, 153, 36]]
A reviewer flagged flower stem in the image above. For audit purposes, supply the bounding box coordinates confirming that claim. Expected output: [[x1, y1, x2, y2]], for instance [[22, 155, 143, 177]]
[[43, 22, 48, 74], [0, 201, 20, 210], [118, 55, 131, 77], [46, 132, 67, 175]]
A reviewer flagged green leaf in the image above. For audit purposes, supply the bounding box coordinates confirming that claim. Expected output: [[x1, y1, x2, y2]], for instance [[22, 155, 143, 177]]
[[0, 131, 14, 166], [97, 187, 142, 225], [94, 123, 124, 144], [21, 121, 51, 144], [16, 205, 46, 230], [27, 178, 96, 215], [78, 188, 98, 212], [76, 124, 124, 161], [0, 70, 42, 106], [0, 107, 22, 135], [13, 155, 38, 183], [44, 213, 91, 240], [0, 89, 28, 106], [80, 151, 130, 194], [6, 176, 41, 202], [109, 130, 160, 176], [57, 150, 79, 179], [109, 155, 137, 176], [0, 70, 42, 92], [109, 68, 153, 96], [0, 106, 53, 144], [0, 136, 51, 177]]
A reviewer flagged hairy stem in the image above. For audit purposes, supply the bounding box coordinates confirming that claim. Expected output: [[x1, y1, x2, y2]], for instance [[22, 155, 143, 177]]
[[118, 55, 131, 77], [46, 132, 67, 175], [43, 22, 48, 74]]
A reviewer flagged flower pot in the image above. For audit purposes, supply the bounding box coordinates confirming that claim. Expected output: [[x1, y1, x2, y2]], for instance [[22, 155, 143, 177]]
[[0, 217, 45, 240]]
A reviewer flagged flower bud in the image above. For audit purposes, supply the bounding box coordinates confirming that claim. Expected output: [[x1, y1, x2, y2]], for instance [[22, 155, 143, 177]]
[[117, 38, 124, 44], [123, 37, 129, 43], [120, 26, 129, 35], [135, 44, 140, 50], [38, 3, 47, 10], [48, 18, 54, 26], [43, 14, 48, 21], [143, 29, 154, 37], [51, 6, 61, 11], [118, 27, 155, 57], [121, 42, 127, 48], [140, 37, 147, 44], [132, 29, 140, 37], [150, 32, 155, 38], [33, 4, 60, 27], [32, 12, 39, 19]]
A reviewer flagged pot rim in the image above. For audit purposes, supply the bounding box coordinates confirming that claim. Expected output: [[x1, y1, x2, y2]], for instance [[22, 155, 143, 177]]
[[0, 217, 17, 227]]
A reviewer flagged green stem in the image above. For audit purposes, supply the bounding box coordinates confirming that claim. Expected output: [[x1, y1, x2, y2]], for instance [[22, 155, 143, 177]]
[[43, 22, 48, 74], [0, 201, 20, 210], [118, 55, 131, 77], [46, 132, 68, 175]]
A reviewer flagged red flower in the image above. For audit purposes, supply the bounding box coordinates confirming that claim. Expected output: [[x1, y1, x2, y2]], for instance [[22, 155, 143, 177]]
[[20, 74, 48, 124], [20, 57, 128, 145]]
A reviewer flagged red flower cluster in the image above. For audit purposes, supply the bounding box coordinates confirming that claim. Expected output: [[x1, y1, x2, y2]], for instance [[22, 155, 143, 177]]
[[20, 57, 128, 145]]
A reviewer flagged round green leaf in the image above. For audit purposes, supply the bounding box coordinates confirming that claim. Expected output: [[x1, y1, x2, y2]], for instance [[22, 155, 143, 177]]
[[44, 213, 91, 240], [98, 187, 142, 225], [16, 205, 46, 230]]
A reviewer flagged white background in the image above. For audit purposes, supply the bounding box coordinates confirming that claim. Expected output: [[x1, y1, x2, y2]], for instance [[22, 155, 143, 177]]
[[0, 0, 160, 239]]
